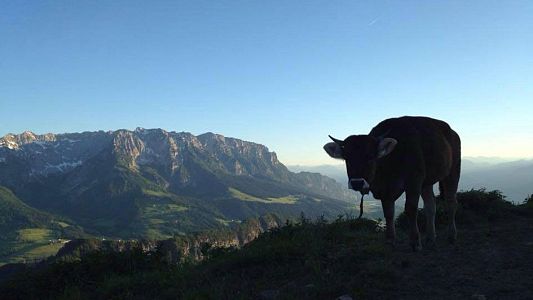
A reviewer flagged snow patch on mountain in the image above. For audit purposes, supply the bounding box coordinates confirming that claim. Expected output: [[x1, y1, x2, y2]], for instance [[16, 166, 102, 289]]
[[44, 161, 83, 172]]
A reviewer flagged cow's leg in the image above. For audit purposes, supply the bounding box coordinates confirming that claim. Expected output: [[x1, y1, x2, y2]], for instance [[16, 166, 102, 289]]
[[405, 188, 422, 251], [421, 185, 436, 248], [446, 193, 458, 243], [381, 200, 396, 246], [441, 180, 458, 244]]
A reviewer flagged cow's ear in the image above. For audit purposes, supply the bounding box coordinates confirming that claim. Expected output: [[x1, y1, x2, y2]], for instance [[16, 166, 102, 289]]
[[324, 142, 343, 159], [377, 138, 397, 158]]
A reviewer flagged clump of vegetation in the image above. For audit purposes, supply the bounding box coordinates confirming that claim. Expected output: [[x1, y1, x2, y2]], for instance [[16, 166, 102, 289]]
[[523, 194, 533, 208], [457, 189, 513, 216], [396, 189, 516, 231]]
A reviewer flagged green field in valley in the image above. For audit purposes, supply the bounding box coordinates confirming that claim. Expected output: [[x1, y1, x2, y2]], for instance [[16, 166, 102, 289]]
[[0, 228, 67, 266]]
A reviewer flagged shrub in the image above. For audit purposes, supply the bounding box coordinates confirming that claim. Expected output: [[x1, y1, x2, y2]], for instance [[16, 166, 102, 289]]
[[396, 189, 515, 231], [395, 203, 448, 233], [523, 194, 533, 208], [456, 189, 509, 212]]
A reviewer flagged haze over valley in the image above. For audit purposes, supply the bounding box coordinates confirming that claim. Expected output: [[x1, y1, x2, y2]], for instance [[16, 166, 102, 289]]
[[289, 156, 533, 204]]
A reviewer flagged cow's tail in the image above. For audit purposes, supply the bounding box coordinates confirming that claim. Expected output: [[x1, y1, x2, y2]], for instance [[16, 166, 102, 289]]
[[439, 127, 461, 199]]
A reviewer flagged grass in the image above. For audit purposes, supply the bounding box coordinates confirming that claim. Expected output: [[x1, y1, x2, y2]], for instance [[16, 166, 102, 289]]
[[144, 203, 188, 215], [266, 195, 298, 204], [142, 189, 174, 198], [0, 186, 71, 264], [228, 187, 265, 202], [142, 203, 189, 225], [16, 228, 55, 242], [54, 221, 71, 228], [10, 243, 64, 263], [143, 229, 169, 240], [84, 196, 191, 239], [136, 201, 192, 239], [215, 218, 241, 226], [229, 187, 299, 204], [216, 218, 231, 226], [0, 228, 64, 265], [148, 218, 166, 225]]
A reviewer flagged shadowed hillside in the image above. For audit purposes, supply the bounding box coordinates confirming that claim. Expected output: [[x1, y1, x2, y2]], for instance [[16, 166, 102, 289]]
[[1, 189, 532, 299]]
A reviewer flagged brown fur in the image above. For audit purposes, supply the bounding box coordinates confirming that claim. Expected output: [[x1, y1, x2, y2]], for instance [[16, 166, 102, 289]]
[[368, 116, 461, 199], [330, 116, 461, 250]]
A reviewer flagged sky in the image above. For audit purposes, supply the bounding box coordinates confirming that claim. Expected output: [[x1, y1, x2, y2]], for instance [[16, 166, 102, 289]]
[[1, 1, 532, 165]]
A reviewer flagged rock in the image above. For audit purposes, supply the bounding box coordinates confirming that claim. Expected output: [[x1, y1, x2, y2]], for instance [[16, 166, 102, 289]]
[[336, 294, 353, 300], [471, 294, 486, 300]]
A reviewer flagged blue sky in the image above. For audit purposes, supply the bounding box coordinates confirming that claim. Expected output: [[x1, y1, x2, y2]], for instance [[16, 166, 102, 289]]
[[1, 1, 532, 165]]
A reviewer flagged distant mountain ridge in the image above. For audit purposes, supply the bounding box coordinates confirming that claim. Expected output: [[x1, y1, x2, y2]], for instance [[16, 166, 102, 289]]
[[289, 158, 533, 203], [0, 129, 357, 250], [0, 128, 353, 199], [460, 158, 533, 203]]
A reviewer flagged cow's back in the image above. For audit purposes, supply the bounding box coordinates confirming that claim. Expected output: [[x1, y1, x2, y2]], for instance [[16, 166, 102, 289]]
[[370, 116, 461, 186]]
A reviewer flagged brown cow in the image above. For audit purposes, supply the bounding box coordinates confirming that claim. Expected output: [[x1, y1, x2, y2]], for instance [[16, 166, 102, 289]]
[[324, 116, 461, 251]]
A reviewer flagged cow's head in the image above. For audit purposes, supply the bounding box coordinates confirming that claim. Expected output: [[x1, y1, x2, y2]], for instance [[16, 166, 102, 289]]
[[323, 134, 397, 194]]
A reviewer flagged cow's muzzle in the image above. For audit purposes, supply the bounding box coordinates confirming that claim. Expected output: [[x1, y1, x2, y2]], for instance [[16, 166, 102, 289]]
[[349, 178, 370, 194]]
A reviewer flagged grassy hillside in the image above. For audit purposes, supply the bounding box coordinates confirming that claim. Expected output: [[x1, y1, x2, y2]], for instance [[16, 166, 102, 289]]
[[70, 168, 351, 240], [0, 186, 55, 231], [8, 151, 353, 241], [0, 187, 85, 265], [1, 189, 532, 299]]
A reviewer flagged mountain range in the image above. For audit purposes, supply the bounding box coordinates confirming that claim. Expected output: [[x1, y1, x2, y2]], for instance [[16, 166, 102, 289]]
[[289, 156, 533, 204], [0, 128, 360, 263]]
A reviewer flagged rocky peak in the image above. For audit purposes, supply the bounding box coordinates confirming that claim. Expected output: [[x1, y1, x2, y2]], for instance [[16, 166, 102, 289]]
[[1, 128, 349, 201], [0, 131, 113, 176], [134, 127, 167, 136], [133, 129, 182, 171], [173, 132, 203, 149], [20, 131, 37, 143], [197, 132, 278, 162], [196, 132, 284, 177], [0, 134, 18, 150], [112, 130, 145, 168], [0, 131, 41, 149]]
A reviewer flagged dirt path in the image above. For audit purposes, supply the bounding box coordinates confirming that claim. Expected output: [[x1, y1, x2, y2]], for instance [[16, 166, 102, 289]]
[[383, 215, 533, 299]]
